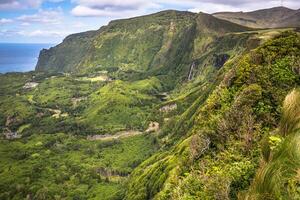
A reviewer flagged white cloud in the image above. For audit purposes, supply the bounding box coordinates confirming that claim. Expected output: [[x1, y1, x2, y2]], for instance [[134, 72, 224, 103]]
[[156, 0, 300, 13], [72, 0, 149, 9], [0, 0, 65, 10], [18, 29, 71, 37], [71, 5, 142, 17], [71, 0, 160, 17], [21, 22, 30, 26], [48, 0, 65, 2], [187, 2, 244, 13], [0, 18, 13, 25], [0, 0, 43, 10], [187, 1, 300, 13], [0, 29, 22, 36], [17, 8, 63, 24], [156, 0, 300, 7], [70, 0, 300, 17]]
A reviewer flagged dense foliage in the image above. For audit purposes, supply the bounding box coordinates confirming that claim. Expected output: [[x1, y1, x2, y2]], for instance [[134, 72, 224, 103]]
[[125, 32, 300, 200], [0, 9, 299, 200]]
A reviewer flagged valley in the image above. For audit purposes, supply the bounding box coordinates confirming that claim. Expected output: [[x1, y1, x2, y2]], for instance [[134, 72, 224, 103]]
[[0, 7, 300, 200]]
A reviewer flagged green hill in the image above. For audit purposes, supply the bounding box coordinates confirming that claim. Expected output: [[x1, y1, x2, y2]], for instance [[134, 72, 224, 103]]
[[35, 10, 250, 77], [0, 8, 300, 200], [124, 31, 300, 200], [213, 7, 300, 29]]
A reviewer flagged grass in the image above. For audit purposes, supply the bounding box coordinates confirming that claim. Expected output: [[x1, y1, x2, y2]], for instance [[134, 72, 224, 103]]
[[280, 89, 300, 136], [0, 25, 299, 200], [30, 76, 95, 109], [0, 133, 158, 199], [0, 72, 162, 199], [243, 89, 300, 200], [125, 31, 300, 199], [81, 77, 162, 133]]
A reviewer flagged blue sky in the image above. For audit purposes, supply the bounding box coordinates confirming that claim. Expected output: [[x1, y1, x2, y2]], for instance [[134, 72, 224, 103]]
[[0, 0, 299, 44]]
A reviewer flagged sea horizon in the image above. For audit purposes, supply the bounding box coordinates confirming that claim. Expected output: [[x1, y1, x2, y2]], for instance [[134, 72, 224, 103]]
[[0, 43, 55, 74]]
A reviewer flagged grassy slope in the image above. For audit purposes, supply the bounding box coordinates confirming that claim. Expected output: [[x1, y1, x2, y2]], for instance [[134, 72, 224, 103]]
[[0, 74, 163, 199], [36, 30, 98, 73], [1, 30, 295, 200], [0, 133, 157, 199], [81, 77, 162, 133], [1, 11, 299, 200], [125, 31, 300, 200], [213, 7, 300, 28], [36, 11, 249, 79], [242, 89, 300, 200]]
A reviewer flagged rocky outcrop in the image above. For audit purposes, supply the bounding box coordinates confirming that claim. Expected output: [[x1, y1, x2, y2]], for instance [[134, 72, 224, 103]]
[[159, 103, 177, 112], [3, 128, 21, 140], [213, 54, 230, 69], [23, 82, 38, 89], [35, 30, 98, 73]]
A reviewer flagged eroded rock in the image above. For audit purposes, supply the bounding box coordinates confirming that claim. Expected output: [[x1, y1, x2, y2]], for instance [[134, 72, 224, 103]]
[[213, 54, 230, 69], [3, 129, 21, 140], [159, 103, 177, 112], [145, 122, 160, 133], [23, 82, 39, 89]]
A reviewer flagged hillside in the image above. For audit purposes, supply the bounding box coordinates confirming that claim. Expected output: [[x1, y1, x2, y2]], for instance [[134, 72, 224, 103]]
[[0, 8, 300, 200], [125, 31, 300, 200], [35, 10, 250, 77], [213, 7, 300, 28]]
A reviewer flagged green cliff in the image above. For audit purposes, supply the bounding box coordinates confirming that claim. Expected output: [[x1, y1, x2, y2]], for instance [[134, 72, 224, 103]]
[[35, 10, 250, 77], [1, 7, 300, 200]]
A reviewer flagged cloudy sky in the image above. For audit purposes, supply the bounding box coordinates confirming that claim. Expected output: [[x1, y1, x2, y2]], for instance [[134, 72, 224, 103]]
[[0, 0, 299, 43]]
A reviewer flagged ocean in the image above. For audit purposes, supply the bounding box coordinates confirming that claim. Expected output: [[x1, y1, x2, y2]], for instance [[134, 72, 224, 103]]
[[0, 43, 54, 74]]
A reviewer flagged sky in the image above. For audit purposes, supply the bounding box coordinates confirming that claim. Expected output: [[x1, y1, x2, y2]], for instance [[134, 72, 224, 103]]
[[0, 0, 299, 44]]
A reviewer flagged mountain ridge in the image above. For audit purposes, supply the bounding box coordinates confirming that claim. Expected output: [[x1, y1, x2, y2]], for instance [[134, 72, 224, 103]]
[[213, 6, 300, 28], [0, 6, 300, 200], [35, 10, 251, 75]]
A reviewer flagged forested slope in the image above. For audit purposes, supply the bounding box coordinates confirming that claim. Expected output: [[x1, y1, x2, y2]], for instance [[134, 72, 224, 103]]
[[0, 8, 299, 200], [125, 32, 300, 200]]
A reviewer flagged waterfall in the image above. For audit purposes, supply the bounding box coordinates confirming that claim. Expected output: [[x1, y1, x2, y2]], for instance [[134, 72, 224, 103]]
[[188, 62, 195, 81]]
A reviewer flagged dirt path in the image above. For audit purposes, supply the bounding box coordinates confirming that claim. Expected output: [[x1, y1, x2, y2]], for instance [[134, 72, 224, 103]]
[[87, 130, 143, 141]]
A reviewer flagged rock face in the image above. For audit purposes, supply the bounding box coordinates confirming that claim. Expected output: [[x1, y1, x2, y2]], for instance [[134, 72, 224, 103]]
[[213, 54, 230, 69], [213, 7, 300, 28], [159, 103, 177, 112], [3, 129, 21, 140], [35, 10, 250, 75], [23, 82, 38, 89], [36, 30, 98, 73]]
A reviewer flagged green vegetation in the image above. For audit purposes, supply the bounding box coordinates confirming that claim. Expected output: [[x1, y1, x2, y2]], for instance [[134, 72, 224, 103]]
[[242, 89, 300, 200], [1, 8, 300, 200], [36, 10, 249, 78], [81, 77, 162, 133], [0, 133, 157, 199], [125, 32, 300, 199], [0, 68, 162, 199], [213, 7, 300, 29]]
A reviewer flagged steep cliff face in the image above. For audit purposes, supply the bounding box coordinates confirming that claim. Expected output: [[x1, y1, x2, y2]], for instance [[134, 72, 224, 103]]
[[1, 7, 300, 199], [36, 30, 98, 73], [35, 10, 250, 76]]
